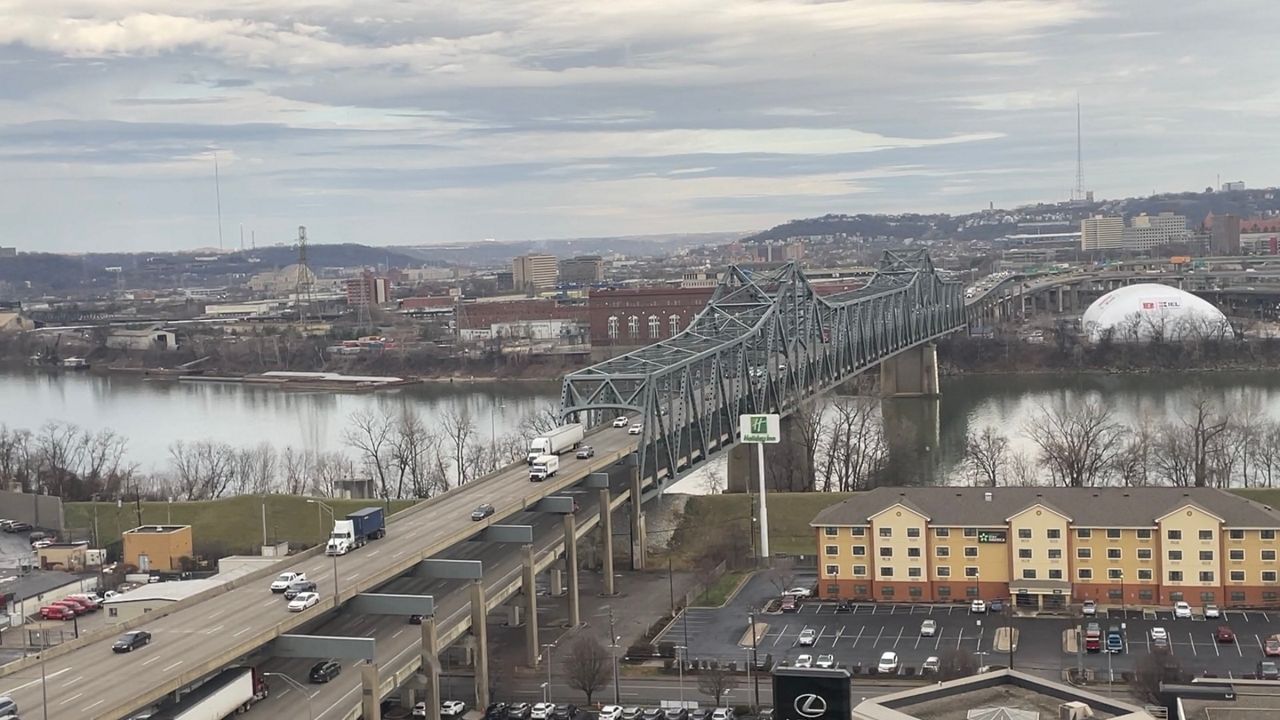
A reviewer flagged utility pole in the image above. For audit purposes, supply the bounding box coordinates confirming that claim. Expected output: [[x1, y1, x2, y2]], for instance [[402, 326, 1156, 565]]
[[607, 609, 620, 705], [748, 608, 761, 711]]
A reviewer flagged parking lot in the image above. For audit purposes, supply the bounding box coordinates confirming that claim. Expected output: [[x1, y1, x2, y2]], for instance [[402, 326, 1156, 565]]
[[657, 574, 1280, 680]]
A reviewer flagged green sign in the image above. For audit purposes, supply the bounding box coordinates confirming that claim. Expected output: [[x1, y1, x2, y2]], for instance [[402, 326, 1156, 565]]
[[739, 414, 780, 444], [977, 530, 1007, 544]]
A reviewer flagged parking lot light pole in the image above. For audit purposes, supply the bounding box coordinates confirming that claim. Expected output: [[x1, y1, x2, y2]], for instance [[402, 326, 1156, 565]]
[[748, 609, 761, 711], [542, 642, 556, 703], [306, 499, 340, 601], [675, 645, 687, 706]]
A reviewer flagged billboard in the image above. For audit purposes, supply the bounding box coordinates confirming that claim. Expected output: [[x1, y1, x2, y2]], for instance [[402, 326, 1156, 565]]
[[772, 667, 852, 720]]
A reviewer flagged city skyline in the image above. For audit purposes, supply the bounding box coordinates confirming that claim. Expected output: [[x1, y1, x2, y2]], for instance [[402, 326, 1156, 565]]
[[1, 0, 1277, 252]]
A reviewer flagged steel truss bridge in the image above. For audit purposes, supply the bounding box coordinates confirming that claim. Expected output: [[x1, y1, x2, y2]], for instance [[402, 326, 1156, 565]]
[[562, 249, 966, 486]]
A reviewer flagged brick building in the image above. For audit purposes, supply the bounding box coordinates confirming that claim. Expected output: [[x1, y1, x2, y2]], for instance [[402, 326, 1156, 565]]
[[122, 524, 194, 572], [456, 299, 588, 342], [587, 286, 714, 359]]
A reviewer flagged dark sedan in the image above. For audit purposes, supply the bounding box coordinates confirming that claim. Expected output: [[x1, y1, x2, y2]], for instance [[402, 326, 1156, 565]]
[[1216, 625, 1236, 643], [283, 580, 317, 599], [112, 630, 152, 653], [471, 503, 496, 521]]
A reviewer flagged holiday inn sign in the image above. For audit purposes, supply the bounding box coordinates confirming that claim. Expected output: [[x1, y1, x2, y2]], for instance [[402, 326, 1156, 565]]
[[739, 413, 781, 444]]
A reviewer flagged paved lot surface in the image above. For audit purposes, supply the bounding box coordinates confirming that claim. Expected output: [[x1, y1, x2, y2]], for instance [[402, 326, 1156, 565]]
[[662, 577, 1280, 679]]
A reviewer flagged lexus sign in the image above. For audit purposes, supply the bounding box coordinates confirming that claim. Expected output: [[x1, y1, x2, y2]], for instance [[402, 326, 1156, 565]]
[[773, 667, 852, 720]]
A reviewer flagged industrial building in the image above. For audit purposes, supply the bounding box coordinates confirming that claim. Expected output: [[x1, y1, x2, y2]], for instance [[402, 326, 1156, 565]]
[[122, 524, 194, 572], [811, 486, 1280, 609]]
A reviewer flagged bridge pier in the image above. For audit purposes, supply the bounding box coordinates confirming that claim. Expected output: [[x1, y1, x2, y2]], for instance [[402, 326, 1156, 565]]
[[421, 617, 441, 720], [629, 463, 647, 570], [878, 343, 939, 398], [470, 579, 490, 709], [882, 396, 942, 485], [725, 440, 761, 493], [599, 487, 616, 596], [564, 513, 581, 627], [522, 544, 539, 668], [362, 662, 382, 720]]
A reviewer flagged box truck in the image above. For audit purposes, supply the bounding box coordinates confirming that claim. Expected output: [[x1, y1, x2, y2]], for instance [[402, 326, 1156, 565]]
[[526, 424, 584, 463], [529, 454, 560, 481]]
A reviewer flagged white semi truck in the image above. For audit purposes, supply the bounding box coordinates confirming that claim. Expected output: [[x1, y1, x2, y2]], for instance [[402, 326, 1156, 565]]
[[526, 423, 584, 463]]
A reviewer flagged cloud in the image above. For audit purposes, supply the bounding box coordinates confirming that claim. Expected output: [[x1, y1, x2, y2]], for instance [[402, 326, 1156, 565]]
[[0, 0, 1277, 252]]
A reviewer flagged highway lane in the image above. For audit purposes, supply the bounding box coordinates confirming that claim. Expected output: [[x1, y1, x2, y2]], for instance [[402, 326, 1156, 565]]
[[240, 474, 629, 720], [2, 426, 642, 720]]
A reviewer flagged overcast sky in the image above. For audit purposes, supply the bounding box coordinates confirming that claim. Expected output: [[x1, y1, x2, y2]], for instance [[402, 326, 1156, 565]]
[[1, 1, 1276, 253]]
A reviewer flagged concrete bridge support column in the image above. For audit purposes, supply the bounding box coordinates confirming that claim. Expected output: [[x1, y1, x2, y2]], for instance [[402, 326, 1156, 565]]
[[522, 544, 539, 668], [470, 580, 490, 709], [725, 441, 762, 493], [629, 465, 647, 570], [1057, 287, 1064, 314], [550, 567, 564, 596], [1072, 286, 1081, 312], [361, 662, 382, 720], [564, 513, 580, 627], [421, 617, 441, 720], [599, 488, 615, 596], [879, 343, 940, 398]]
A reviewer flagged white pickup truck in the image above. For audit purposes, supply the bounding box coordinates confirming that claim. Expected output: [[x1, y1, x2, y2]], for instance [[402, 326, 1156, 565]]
[[270, 571, 307, 593]]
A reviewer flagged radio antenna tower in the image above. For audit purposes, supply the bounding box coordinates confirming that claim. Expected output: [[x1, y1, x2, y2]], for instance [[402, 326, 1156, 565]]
[[214, 151, 225, 250], [294, 226, 315, 329], [1072, 95, 1086, 202]]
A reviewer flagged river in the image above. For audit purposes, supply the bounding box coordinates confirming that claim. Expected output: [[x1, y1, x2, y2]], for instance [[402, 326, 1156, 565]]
[[3, 369, 1280, 487]]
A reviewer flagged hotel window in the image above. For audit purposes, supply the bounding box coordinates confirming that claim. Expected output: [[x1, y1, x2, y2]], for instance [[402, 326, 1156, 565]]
[[908, 567, 922, 578], [607, 316, 619, 339], [963, 528, 977, 538], [1022, 569, 1037, 580], [1200, 571, 1215, 582], [964, 547, 978, 557], [907, 528, 920, 538], [1231, 591, 1246, 603], [852, 527, 865, 536], [852, 545, 866, 556], [965, 566, 979, 577], [1136, 529, 1152, 540], [935, 528, 950, 538], [1077, 529, 1092, 539], [1107, 548, 1122, 560], [1264, 530, 1276, 540], [853, 565, 867, 576], [1047, 528, 1061, 540], [1018, 549, 1033, 559], [879, 527, 892, 538], [1077, 548, 1092, 559], [824, 545, 838, 555], [1230, 571, 1245, 582], [880, 567, 894, 577], [824, 527, 838, 536], [1169, 571, 1184, 582], [1168, 530, 1182, 541], [966, 586, 979, 597], [1137, 548, 1152, 560], [907, 548, 921, 558], [1108, 568, 1123, 580], [879, 547, 892, 558], [1230, 549, 1244, 561], [1048, 549, 1062, 560], [1199, 530, 1213, 541], [1168, 550, 1183, 561], [825, 565, 839, 576], [1139, 590, 1154, 601], [936, 546, 950, 558], [1078, 568, 1093, 580], [908, 586, 923, 597], [938, 586, 951, 597], [1264, 571, 1278, 583], [1199, 550, 1214, 561], [881, 586, 894, 598], [1138, 569, 1153, 581], [1264, 550, 1277, 561], [1106, 529, 1121, 540], [1229, 529, 1245, 540], [937, 566, 951, 577], [1049, 569, 1063, 580], [1018, 529, 1032, 539]]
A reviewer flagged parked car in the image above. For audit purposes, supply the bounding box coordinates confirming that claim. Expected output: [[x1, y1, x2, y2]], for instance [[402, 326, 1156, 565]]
[[660, 708, 685, 720], [413, 703, 429, 718], [1205, 604, 1221, 619], [283, 580, 317, 599], [923, 656, 941, 674], [815, 654, 835, 668], [5, 521, 31, 533], [486, 704, 510, 720], [508, 703, 534, 720], [442, 701, 468, 718], [786, 587, 813, 598], [1216, 625, 1236, 643], [619, 709, 643, 720], [877, 651, 899, 673], [613, 416, 630, 428], [1150, 627, 1168, 641], [835, 600, 855, 613], [39, 605, 73, 621], [288, 592, 320, 612], [60, 596, 94, 613], [1265, 635, 1280, 657], [780, 595, 798, 613], [1081, 600, 1097, 616], [989, 599, 1005, 613], [532, 703, 555, 720], [599, 706, 623, 720], [309, 660, 341, 683], [797, 628, 817, 646], [471, 503, 496, 521], [710, 709, 734, 720], [628, 424, 642, 435], [1259, 661, 1280, 680], [1174, 601, 1192, 619], [112, 630, 152, 653], [640, 709, 664, 720], [920, 619, 937, 637], [970, 599, 987, 614], [690, 711, 710, 720], [1106, 626, 1124, 653], [794, 654, 813, 668], [1152, 635, 1170, 652], [51, 600, 86, 617], [575, 445, 595, 459]]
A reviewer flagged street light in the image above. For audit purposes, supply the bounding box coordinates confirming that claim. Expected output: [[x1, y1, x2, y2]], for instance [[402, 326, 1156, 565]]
[[747, 609, 761, 711], [675, 645, 687, 706], [601, 607, 621, 705], [263, 673, 315, 720], [541, 642, 557, 703], [306, 499, 340, 601]]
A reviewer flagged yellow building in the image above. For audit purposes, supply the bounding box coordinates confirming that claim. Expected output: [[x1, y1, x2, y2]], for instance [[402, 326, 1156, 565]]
[[122, 525, 194, 572], [812, 487, 1280, 610]]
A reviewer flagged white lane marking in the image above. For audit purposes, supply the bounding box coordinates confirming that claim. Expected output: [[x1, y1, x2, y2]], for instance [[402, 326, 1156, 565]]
[[392, 629, 404, 639], [58, 692, 84, 706], [207, 624, 224, 635], [85, 699, 105, 712], [163, 660, 184, 672], [2, 667, 72, 695], [235, 627, 254, 637], [208, 609, 225, 620], [262, 599, 277, 607], [142, 656, 162, 667], [60, 674, 83, 688]]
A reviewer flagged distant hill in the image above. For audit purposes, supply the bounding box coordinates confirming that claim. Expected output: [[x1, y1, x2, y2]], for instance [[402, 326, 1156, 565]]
[[395, 231, 748, 266]]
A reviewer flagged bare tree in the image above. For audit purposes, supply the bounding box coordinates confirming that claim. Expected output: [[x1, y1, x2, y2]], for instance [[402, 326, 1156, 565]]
[[1253, 422, 1280, 489], [697, 666, 741, 705], [1111, 422, 1153, 487], [0, 425, 37, 492], [937, 648, 978, 681], [817, 397, 887, 492], [1007, 451, 1041, 487], [1180, 395, 1229, 487], [344, 409, 395, 498], [562, 634, 611, 705], [167, 440, 238, 500], [1023, 400, 1124, 487], [442, 406, 478, 485], [963, 426, 1009, 487], [1150, 424, 1196, 487]]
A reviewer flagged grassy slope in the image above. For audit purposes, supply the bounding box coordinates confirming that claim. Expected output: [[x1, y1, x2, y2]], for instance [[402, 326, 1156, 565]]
[[66, 496, 417, 557], [671, 492, 854, 559]]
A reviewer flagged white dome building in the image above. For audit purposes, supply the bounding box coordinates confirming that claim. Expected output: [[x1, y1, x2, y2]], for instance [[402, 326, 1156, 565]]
[[1081, 284, 1231, 342]]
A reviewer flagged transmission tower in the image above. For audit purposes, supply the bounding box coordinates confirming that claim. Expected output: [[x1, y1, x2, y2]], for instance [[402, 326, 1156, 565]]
[[294, 225, 315, 330]]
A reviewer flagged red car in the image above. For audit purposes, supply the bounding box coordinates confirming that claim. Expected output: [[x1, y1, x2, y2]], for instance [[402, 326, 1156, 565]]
[[1265, 635, 1280, 657], [1215, 625, 1236, 643], [51, 600, 85, 616], [60, 596, 94, 613], [39, 605, 74, 620]]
